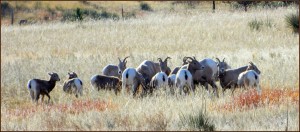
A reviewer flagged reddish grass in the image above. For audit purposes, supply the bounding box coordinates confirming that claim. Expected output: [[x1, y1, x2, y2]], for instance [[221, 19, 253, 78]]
[[221, 88, 299, 111], [7, 99, 117, 117]]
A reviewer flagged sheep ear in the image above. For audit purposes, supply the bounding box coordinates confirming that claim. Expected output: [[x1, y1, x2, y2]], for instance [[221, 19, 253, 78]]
[[48, 72, 53, 75], [222, 58, 225, 62]]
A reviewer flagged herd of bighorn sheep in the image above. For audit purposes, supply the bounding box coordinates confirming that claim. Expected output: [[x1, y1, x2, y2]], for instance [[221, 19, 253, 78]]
[[27, 56, 262, 103]]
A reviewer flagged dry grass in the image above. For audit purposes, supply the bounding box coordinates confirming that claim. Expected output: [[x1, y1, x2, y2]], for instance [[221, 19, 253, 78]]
[[1, 4, 299, 131]]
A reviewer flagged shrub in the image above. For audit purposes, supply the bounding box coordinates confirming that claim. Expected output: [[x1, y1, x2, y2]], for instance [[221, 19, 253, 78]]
[[75, 8, 83, 21], [180, 111, 215, 131], [285, 12, 299, 33], [248, 19, 264, 31], [100, 11, 119, 20], [140, 2, 152, 11], [1, 2, 12, 17]]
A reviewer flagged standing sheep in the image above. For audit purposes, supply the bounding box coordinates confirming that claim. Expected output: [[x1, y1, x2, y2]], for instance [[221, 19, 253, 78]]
[[27, 72, 60, 103], [122, 68, 149, 97], [136, 57, 171, 85], [175, 69, 194, 95], [102, 56, 130, 78], [150, 72, 169, 92], [238, 63, 262, 95], [219, 61, 261, 95], [63, 72, 83, 98], [90, 74, 122, 95]]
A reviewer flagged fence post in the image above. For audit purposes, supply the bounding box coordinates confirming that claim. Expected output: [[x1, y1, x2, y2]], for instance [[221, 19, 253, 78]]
[[11, 8, 14, 25], [212, 1, 215, 12]]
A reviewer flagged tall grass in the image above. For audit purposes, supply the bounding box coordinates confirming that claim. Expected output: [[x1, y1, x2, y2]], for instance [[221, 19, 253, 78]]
[[1, 5, 299, 131]]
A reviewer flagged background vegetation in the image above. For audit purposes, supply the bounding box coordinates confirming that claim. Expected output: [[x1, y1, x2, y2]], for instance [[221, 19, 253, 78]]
[[1, 1, 299, 131]]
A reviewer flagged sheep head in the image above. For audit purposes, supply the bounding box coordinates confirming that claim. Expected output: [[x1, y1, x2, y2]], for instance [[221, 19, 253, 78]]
[[186, 56, 202, 72], [68, 71, 78, 79], [158, 57, 171, 75], [247, 61, 261, 74], [118, 56, 130, 75], [217, 57, 229, 73], [48, 72, 60, 81]]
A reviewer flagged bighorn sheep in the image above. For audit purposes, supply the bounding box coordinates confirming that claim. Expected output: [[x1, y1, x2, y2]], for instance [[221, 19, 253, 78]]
[[238, 63, 262, 95], [190, 57, 219, 97], [121, 68, 149, 97], [63, 72, 83, 98], [175, 69, 194, 95], [150, 72, 168, 91], [27, 72, 60, 103], [136, 57, 171, 85], [90, 74, 122, 95], [102, 56, 130, 78], [219, 61, 261, 95]]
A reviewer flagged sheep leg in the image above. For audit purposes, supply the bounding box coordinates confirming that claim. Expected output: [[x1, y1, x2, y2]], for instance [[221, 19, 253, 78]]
[[29, 90, 34, 101], [222, 88, 226, 97], [209, 81, 219, 98], [41, 95, 45, 103], [189, 81, 195, 95], [45, 93, 51, 103], [122, 82, 127, 95], [132, 81, 139, 97], [34, 92, 40, 103]]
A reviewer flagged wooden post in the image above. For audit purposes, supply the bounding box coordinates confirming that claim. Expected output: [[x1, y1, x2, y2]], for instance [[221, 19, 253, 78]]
[[11, 8, 14, 25], [212, 1, 215, 12], [121, 5, 124, 20]]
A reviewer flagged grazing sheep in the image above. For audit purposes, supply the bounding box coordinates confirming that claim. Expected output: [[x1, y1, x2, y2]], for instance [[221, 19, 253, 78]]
[[102, 56, 130, 78], [27, 72, 60, 103], [122, 68, 149, 97], [175, 69, 194, 95], [90, 74, 122, 95], [216, 57, 231, 80], [238, 70, 261, 95], [219, 61, 261, 95], [170, 57, 188, 75], [150, 72, 168, 90], [63, 72, 83, 98], [136, 57, 171, 85], [190, 57, 219, 97]]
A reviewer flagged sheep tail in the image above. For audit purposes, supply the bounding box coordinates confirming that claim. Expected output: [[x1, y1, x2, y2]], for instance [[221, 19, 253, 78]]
[[126, 71, 129, 79], [184, 71, 188, 80], [27, 80, 31, 89]]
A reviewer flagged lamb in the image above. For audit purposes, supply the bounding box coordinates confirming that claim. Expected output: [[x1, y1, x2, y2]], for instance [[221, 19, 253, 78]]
[[121, 68, 149, 97], [27, 72, 60, 103], [63, 72, 83, 98], [149, 72, 168, 91], [237, 63, 262, 95], [175, 69, 194, 95], [218, 61, 261, 95], [102, 56, 130, 78], [90, 74, 122, 95], [136, 57, 171, 85]]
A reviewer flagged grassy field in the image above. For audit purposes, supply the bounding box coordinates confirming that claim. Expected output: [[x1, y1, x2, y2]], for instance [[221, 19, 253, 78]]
[[1, 3, 299, 131]]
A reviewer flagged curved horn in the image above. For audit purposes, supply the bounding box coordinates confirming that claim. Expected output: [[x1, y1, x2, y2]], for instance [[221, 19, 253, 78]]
[[157, 58, 163, 63], [123, 56, 130, 62], [164, 56, 171, 62], [183, 57, 188, 62], [249, 61, 254, 65], [216, 58, 221, 63], [185, 57, 195, 61], [222, 58, 225, 62]]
